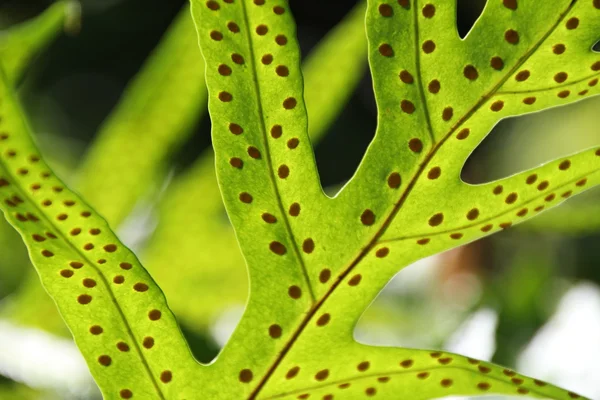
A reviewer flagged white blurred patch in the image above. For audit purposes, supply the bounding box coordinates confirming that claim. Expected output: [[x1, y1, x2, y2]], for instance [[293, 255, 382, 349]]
[[0, 320, 98, 399], [210, 305, 245, 348], [442, 309, 501, 400], [444, 308, 498, 361], [517, 282, 600, 400], [384, 254, 441, 294], [117, 199, 159, 252]]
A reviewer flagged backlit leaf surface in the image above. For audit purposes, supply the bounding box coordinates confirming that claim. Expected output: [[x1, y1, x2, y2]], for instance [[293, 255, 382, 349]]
[[145, 2, 368, 333], [0, 68, 198, 399], [192, 0, 600, 398], [0, 0, 599, 398]]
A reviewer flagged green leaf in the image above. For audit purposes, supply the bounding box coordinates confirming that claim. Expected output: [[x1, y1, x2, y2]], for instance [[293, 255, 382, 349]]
[[192, 0, 599, 398], [256, 347, 580, 400], [0, 68, 198, 399], [0, 1, 80, 85], [145, 1, 368, 334], [75, 4, 207, 227]]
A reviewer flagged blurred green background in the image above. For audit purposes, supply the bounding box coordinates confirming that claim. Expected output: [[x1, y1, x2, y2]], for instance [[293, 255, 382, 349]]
[[0, 0, 599, 399]]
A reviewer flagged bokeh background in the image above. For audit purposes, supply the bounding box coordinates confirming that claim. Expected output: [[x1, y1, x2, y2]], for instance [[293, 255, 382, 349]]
[[0, 0, 599, 399]]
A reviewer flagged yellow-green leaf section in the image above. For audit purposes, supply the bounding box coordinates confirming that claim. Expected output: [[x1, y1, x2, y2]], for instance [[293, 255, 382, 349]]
[[145, 1, 367, 334], [0, 67, 199, 399], [192, 0, 599, 399]]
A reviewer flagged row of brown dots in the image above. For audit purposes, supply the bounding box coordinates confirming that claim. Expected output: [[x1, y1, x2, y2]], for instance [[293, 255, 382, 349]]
[[286, 363, 398, 398], [77, 253, 167, 398], [398, 187, 562, 243], [217, 4, 303, 270]]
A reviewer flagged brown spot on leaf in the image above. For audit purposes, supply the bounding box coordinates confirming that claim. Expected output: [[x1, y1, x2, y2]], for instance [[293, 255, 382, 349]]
[[388, 172, 401, 188], [428, 79, 441, 93], [270, 241, 286, 255], [464, 65, 479, 80], [422, 40, 436, 53], [361, 209, 376, 226], [376, 247, 389, 258], [316, 313, 330, 326], [98, 355, 111, 366], [289, 203, 300, 216], [379, 44, 394, 57], [408, 138, 423, 152], [315, 369, 329, 381], [239, 369, 253, 383], [269, 324, 282, 339], [288, 285, 302, 299], [428, 167, 441, 179], [239, 192, 253, 203], [348, 274, 362, 286], [505, 29, 519, 44], [401, 100, 416, 114], [302, 238, 315, 253], [490, 56, 504, 70], [399, 70, 414, 83], [379, 4, 393, 16], [319, 269, 331, 283], [566, 17, 579, 30]]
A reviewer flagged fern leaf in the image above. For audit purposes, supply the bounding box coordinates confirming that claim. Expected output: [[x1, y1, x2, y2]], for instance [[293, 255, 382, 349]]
[[0, 1, 79, 84], [146, 1, 368, 333], [193, 0, 599, 398], [0, 68, 197, 399], [260, 347, 583, 400]]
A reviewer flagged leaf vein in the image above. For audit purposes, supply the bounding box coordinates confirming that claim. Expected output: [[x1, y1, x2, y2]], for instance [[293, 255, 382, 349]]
[[247, 2, 577, 398], [238, 0, 316, 303], [380, 168, 599, 242], [413, 0, 435, 144], [261, 364, 570, 400]]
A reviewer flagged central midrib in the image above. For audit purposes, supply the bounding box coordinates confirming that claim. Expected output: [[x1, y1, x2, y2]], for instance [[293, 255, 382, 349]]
[[248, 1, 576, 398], [237, 0, 316, 305]]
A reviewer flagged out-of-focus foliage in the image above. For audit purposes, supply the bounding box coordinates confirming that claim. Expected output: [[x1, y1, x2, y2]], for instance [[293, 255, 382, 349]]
[[0, 1, 79, 85], [75, 5, 207, 227], [0, 382, 40, 400]]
